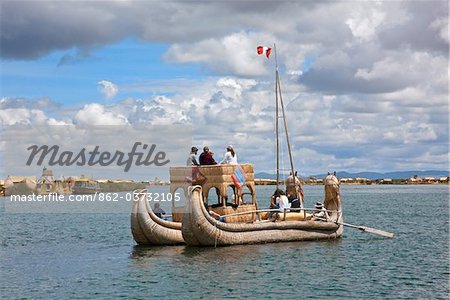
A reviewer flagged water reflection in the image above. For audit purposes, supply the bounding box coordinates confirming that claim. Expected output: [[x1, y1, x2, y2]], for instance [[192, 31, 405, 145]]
[[129, 239, 344, 268]]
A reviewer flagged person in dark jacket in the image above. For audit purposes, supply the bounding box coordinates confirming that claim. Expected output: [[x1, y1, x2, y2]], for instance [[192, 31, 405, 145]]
[[287, 191, 301, 210], [199, 146, 217, 165]]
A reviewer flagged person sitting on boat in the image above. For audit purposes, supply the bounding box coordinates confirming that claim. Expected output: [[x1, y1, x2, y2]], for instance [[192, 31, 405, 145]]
[[153, 203, 166, 219], [277, 189, 291, 211], [209, 210, 226, 222], [268, 189, 280, 220], [312, 202, 329, 221], [186, 146, 200, 166], [287, 191, 301, 211], [199, 146, 217, 165], [268, 189, 290, 220], [219, 145, 238, 165]]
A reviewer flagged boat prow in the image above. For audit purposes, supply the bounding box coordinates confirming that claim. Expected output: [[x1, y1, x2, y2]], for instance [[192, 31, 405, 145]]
[[182, 185, 343, 247], [131, 189, 184, 245]]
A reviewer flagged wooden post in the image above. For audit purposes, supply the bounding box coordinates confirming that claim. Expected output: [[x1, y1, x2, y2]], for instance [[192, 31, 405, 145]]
[[275, 43, 280, 189]]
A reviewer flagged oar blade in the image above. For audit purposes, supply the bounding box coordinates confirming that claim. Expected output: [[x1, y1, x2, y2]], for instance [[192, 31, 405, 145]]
[[361, 226, 394, 238]]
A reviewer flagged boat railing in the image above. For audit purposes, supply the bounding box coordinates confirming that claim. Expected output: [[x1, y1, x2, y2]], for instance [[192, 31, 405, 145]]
[[218, 207, 341, 221]]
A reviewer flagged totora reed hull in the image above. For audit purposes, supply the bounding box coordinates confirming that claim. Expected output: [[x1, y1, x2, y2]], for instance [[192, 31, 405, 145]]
[[182, 185, 343, 247], [131, 189, 184, 245]]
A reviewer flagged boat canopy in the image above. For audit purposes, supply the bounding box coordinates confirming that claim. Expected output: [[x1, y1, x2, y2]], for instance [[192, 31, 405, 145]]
[[170, 164, 256, 206]]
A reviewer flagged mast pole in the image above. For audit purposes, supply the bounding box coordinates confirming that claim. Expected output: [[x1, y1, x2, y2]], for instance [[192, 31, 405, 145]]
[[277, 74, 295, 178], [274, 44, 303, 205], [274, 43, 280, 189]]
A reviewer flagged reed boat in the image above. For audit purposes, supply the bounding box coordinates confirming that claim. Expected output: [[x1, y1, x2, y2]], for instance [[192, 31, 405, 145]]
[[181, 165, 343, 246], [181, 45, 344, 246], [72, 177, 101, 194], [130, 188, 184, 245]]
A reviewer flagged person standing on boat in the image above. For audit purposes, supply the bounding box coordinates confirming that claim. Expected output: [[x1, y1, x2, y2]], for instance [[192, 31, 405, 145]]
[[219, 145, 238, 165], [186, 147, 200, 166], [286, 171, 304, 208], [199, 146, 217, 165]]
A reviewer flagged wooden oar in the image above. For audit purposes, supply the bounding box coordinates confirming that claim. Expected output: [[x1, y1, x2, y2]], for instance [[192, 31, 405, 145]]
[[340, 221, 394, 238], [316, 217, 394, 238]]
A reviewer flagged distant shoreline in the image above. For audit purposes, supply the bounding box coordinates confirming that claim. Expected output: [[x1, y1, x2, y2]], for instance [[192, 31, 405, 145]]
[[254, 178, 450, 185]]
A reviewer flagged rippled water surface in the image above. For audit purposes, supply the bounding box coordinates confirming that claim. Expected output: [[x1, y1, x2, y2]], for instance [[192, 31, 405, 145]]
[[1, 185, 448, 299]]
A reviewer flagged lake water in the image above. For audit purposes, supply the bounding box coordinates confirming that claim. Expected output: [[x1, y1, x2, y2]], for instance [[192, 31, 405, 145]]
[[1, 185, 448, 299]]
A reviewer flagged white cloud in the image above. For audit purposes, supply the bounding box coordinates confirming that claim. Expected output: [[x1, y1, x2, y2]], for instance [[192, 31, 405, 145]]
[[0, 108, 47, 125], [383, 122, 438, 144], [164, 31, 274, 77], [47, 118, 72, 125], [216, 77, 256, 99], [98, 80, 118, 99], [430, 17, 449, 44], [74, 103, 128, 125], [345, 4, 386, 41], [288, 70, 303, 77]]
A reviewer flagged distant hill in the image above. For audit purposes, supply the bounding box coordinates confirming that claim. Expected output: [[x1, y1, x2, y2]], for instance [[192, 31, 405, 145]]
[[254, 172, 278, 179], [255, 170, 450, 180]]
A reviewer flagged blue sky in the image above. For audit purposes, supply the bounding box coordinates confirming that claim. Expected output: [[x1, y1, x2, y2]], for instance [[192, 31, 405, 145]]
[[1, 39, 206, 105], [0, 1, 448, 176]]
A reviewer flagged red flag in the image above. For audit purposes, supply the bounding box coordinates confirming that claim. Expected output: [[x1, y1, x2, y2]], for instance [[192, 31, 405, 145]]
[[257, 46, 271, 58]]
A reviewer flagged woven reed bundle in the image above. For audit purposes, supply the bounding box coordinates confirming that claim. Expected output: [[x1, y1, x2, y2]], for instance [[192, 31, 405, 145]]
[[182, 186, 343, 246], [212, 204, 257, 223], [130, 189, 184, 245], [323, 174, 341, 222], [170, 164, 256, 200], [170, 164, 254, 183]]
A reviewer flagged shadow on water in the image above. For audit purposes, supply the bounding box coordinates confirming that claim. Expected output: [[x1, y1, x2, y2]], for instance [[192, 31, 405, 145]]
[[130, 244, 186, 259], [130, 238, 343, 264]]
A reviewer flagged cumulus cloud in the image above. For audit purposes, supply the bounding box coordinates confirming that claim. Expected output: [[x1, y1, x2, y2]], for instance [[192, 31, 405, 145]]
[[164, 31, 274, 77], [430, 17, 449, 43], [1, 1, 448, 174], [0, 97, 60, 111], [0, 108, 47, 125], [345, 3, 386, 42], [383, 122, 438, 144], [74, 103, 128, 125], [98, 80, 119, 99]]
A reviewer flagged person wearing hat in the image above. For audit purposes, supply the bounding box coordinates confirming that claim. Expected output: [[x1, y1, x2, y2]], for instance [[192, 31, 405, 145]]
[[312, 202, 329, 221], [199, 146, 217, 165], [186, 146, 200, 166], [219, 145, 238, 165]]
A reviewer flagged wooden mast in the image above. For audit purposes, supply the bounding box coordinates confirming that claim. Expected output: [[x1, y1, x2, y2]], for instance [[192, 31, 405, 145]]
[[275, 44, 280, 188], [274, 44, 301, 201], [277, 70, 295, 180]]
